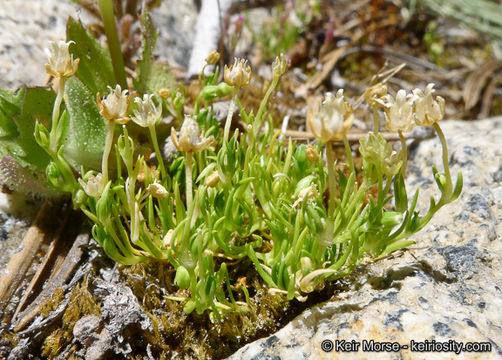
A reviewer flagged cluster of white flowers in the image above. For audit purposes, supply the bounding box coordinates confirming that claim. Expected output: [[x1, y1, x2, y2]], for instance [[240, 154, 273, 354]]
[[376, 83, 445, 132], [308, 84, 445, 141]]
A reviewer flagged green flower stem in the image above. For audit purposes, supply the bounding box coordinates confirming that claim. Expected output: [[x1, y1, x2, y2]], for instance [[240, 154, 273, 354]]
[[148, 125, 166, 178], [372, 105, 380, 135], [253, 76, 279, 139], [433, 122, 452, 197], [185, 152, 194, 212], [223, 92, 238, 144], [399, 131, 407, 177], [343, 136, 355, 175], [102, 121, 115, 184], [49, 77, 66, 154], [326, 140, 337, 217], [97, 0, 127, 89]]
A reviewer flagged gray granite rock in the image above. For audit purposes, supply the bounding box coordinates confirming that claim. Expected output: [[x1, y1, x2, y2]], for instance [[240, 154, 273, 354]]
[[227, 118, 502, 360], [0, 0, 196, 90], [0, 0, 92, 89], [149, 0, 197, 69]]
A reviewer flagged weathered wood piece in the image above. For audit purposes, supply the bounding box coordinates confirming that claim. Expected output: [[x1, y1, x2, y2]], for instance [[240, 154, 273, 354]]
[[0, 201, 67, 305]]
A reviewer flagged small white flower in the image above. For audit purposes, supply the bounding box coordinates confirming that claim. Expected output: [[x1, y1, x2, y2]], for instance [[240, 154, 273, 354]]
[[147, 181, 169, 198], [307, 89, 354, 142], [171, 115, 215, 153], [381, 90, 416, 133], [272, 53, 289, 78], [413, 83, 445, 126], [97, 85, 130, 124], [224, 58, 252, 87], [78, 172, 105, 199], [45, 40, 79, 78], [131, 94, 162, 127]]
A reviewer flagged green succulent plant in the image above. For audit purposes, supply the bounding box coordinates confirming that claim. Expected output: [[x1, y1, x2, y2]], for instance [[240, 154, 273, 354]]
[[0, 3, 461, 319]]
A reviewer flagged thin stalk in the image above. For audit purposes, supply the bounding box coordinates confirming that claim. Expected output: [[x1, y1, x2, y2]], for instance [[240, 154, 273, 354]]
[[253, 76, 279, 139], [326, 141, 337, 217], [372, 105, 380, 135], [97, 0, 127, 89], [102, 121, 115, 184], [49, 77, 66, 154], [185, 152, 194, 212], [343, 135, 355, 175], [148, 125, 166, 178], [223, 92, 237, 144], [433, 122, 452, 197], [399, 131, 407, 177]]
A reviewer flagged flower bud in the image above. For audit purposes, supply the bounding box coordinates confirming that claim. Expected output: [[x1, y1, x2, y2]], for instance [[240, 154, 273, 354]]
[[46, 162, 63, 188], [359, 132, 402, 179], [117, 129, 135, 166], [73, 189, 87, 207], [205, 50, 221, 65], [305, 145, 320, 163], [205, 171, 220, 187], [293, 183, 319, 208], [272, 53, 289, 78], [173, 92, 184, 113], [381, 211, 404, 227], [34, 121, 50, 149], [200, 82, 233, 101], [300, 257, 313, 273], [157, 88, 172, 99], [147, 181, 169, 198], [174, 266, 191, 289], [95, 181, 112, 220]]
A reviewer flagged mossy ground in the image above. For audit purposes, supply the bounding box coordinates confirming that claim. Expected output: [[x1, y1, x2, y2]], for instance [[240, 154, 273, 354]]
[[1, 255, 349, 359]]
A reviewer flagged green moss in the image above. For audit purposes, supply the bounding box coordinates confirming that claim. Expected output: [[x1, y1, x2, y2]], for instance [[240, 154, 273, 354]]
[[40, 287, 65, 317], [62, 278, 101, 334], [41, 328, 65, 358]]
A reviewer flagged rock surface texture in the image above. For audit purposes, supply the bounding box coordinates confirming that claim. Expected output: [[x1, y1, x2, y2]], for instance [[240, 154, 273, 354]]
[[0, 0, 196, 89], [0, 0, 92, 89], [227, 118, 502, 360]]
